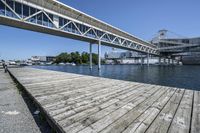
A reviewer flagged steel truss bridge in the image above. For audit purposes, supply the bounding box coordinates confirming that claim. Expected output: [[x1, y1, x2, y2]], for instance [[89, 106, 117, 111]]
[[0, 0, 159, 68]]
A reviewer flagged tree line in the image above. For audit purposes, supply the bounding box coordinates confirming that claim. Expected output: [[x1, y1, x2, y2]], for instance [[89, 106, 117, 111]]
[[54, 52, 105, 65]]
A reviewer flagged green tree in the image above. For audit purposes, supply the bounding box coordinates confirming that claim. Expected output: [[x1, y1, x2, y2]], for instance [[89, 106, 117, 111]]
[[54, 51, 100, 65], [55, 53, 66, 63], [71, 51, 82, 65], [92, 53, 98, 65], [81, 52, 89, 64]]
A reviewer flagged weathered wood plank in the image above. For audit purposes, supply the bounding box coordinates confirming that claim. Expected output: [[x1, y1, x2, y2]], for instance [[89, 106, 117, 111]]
[[49, 83, 139, 120], [168, 90, 193, 133], [44, 83, 142, 112], [46, 84, 142, 117], [145, 89, 185, 133], [97, 87, 169, 133], [122, 87, 176, 133], [61, 85, 158, 133], [29, 78, 120, 97], [191, 91, 200, 133], [36, 81, 132, 106], [78, 86, 166, 133], [25, 76, 103, 93]]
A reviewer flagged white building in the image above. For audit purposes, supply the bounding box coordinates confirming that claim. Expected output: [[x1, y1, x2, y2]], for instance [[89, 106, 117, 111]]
[[105, 51, 159, 64], [31, 56, 55, 64]]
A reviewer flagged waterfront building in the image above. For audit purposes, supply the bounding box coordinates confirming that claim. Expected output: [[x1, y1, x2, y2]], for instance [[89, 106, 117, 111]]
[[152, 30, 200, 65], [105, 51, 159, 64], [31, 56, 55, 64]]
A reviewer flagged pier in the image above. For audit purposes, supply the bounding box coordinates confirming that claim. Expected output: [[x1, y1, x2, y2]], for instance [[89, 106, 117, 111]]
[[7, 68, 200, 133]]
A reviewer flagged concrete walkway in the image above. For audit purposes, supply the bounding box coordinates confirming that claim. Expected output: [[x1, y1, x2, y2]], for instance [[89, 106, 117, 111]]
[[0, 69, 41, 133]]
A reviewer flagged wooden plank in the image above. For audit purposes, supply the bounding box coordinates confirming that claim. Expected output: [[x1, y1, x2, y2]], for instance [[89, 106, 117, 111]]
[[17, 75, 83, 85], [46, 84, 142, 117], [49, 83, 143, 117], [168, 90, 193, 133], [191, 91, 200, 133], [36, 80, 131, 106], [145, 89, 185, 133], [44, 83, 142, 111], [48, 82, 138, 120], [28, 77, 113, 97], [25, 76, 104, 92], [122, 87, 176, 133], [97, 87, 169, 133], [61, 85, 158, 133], [77, 86, 166, 133], [18, 76, 83, 86]]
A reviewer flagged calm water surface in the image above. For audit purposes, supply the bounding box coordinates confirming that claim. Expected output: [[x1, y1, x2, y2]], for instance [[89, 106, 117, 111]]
[[32, 65, 200, 91]]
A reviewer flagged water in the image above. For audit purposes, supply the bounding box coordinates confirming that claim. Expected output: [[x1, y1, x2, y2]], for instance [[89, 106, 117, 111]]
[[32, 65, 200, 91]]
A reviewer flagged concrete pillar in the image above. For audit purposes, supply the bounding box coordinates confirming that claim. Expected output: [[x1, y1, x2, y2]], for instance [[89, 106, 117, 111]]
[[164, 58, 166, 64], [141, 58, 144, 66], [177, 61, 180, 65], [168, 59, 170, 65], [147, 53, 149, 66], [172, 59, 174, 65], [89, 43, 92, 69], [159, 57, 161, 65], [98, 41, 101, 70]]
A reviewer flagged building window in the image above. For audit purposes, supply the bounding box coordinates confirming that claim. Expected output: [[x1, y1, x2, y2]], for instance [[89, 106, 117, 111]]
[[5, 0, 14, 17], [15, 2, 22, 17], [28, 7, 36, 23], [7, 0, 14, 10], [0, 1, 5, 15], [30, 7, 36, 15], [48, 13, 54, 28], [182, 39, 189, 44], [59, 17, 64, 28], [37, 13, 42, 25], [43, 13, 49, 26], [23, 4, 29, 18]]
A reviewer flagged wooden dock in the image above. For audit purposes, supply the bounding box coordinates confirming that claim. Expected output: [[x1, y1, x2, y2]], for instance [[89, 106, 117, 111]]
[[8, 68, 200, 133]]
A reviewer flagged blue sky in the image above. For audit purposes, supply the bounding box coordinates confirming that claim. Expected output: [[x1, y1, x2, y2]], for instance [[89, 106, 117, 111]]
[[0, 0, 200, 60]]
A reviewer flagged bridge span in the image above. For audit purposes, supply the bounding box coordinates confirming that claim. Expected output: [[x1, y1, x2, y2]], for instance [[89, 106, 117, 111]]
[[0, 0, 158, 69]]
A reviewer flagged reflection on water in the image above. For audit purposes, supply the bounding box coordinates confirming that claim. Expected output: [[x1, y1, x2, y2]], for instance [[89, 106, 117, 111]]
[[32, 65, 200, 90]]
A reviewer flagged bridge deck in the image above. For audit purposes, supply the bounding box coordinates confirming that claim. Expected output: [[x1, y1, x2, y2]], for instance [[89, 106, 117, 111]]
[[8, 68, 200, 133]]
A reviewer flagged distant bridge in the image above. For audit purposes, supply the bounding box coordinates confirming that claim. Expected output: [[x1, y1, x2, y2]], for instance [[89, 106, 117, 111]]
[[0, 0, 158, 69]]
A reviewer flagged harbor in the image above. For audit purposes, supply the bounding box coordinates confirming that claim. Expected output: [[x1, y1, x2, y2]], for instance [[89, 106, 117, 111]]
[[4, 67, 199, 133], [1, 0, 200, 132]]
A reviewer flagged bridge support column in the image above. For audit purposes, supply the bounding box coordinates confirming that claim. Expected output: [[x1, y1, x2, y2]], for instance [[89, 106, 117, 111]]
[[177, 61, 180, 65], [89, 43, 92, 69], [159, 57, 161, 65], [168, 59, 170, 65], [147, 53, 149, 66], [164, 58, 166, 64], [98, 41, 101, 70], [172, 59, 175, 65], [141, 58, 144, 66]]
